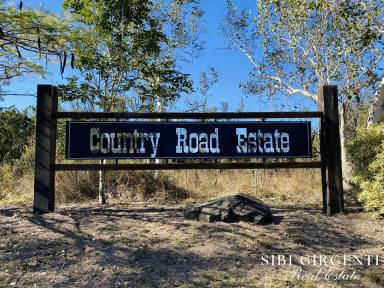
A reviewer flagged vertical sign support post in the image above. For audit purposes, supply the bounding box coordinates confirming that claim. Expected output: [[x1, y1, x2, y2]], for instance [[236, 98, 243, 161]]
[[318, 85, 344, 214], [33, 85, 58, 213], [319, 118, 327, 213]]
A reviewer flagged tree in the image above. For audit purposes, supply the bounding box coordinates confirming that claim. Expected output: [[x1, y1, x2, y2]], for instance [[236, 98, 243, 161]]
[[0, 1, 70, 86], [0, 108, 34, 164], [60, 0, 202, 112], [184, 67, 218, 112], [60, 0, 203, 204], [222, 0, 384, 191], [367, 78, 384, 126]]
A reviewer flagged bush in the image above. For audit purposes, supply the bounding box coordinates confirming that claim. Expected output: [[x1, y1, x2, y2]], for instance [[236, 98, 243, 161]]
[[56, 170, 99, 203], [348, 124, 384, 217], [358, 143, 384, 216], [0, 108, 34, 163], [0, 108, 35, 206]]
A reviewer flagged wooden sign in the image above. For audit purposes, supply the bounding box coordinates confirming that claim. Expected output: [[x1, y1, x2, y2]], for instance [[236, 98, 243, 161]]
[[34, 84, 344, 215], [65, 121, 312, 159]]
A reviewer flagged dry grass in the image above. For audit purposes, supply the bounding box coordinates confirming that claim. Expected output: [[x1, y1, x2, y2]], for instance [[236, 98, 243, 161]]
[[0, 165, 33, 206], [169, 168, 321, 205], [53, 168, 322, 207], [2, 168, 321, 208]]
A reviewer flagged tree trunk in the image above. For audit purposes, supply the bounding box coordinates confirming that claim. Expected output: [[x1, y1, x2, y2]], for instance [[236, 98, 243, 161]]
[[367, 78, 384, 127], [98, 159, 106, 205]]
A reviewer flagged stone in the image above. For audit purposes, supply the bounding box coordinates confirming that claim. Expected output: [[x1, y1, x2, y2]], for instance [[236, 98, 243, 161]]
[[184, 193, 272, 224]]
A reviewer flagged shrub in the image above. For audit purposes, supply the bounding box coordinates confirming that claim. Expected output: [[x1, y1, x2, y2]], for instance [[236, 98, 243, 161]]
[[348, 124, 384, 217], [348, 124, 384, 181], [0, 109, 35, 206], [0, 108, 34, 163], [56, 170, 99, 203], [358, 143, 384, 216]]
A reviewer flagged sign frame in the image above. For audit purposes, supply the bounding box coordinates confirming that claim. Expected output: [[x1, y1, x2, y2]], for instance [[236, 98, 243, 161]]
[[65, 120, 312, 160], [33, 84, 344, 215]]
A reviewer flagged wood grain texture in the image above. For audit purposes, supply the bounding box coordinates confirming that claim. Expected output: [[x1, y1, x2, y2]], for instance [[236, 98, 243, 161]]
[[33, 85, 57, 213], [318, 85, 344, 214]]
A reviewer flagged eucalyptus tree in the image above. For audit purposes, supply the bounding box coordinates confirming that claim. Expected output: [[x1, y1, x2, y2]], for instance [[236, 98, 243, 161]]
[[0, 1, 70, 90], [60, 0, 203, 203], [367, 78, 384, 126], [222, 0, 384, 190]]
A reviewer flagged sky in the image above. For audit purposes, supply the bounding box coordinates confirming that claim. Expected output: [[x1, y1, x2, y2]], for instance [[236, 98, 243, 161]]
[[1, 0, 317, 113]]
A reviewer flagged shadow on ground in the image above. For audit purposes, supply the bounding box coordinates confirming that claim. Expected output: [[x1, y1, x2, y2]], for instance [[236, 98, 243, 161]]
[[0, 205, 383, 287]]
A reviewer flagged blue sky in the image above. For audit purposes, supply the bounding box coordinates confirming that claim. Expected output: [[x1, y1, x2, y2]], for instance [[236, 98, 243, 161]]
[[1, 0, 317, 113]]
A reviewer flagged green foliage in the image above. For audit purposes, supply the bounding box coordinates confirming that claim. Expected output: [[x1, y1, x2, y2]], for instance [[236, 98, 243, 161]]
[[0, 1, 70, 83], [358, 143, 384, 216], [348, 124, 384, 181], [348, 124, 384, 216], [56, 118, 67, 160], [0, 108, 34, 163], [59, 0, 201, 112], [222, 0, 384, 104], [0, 108, 35, 205]]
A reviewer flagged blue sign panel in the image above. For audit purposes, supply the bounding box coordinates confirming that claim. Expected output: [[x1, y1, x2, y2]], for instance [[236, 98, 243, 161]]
[[66, 121, 312, 159]]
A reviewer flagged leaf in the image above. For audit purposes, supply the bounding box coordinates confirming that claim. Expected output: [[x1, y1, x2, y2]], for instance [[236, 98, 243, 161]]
[[61, 51, 67, 75], [71, 53, 75, 69], [308, 2, 316, 9]]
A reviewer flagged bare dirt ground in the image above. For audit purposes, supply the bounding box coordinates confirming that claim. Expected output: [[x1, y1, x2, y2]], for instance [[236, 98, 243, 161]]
[[0, 204, 383, 288]]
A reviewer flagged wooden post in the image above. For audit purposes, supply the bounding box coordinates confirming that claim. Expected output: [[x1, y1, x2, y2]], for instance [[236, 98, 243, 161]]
[[98, 159, 106, 205], [33, 85, 58, 213], [318, 85, 344, 214], [319, 117, 327, 213]]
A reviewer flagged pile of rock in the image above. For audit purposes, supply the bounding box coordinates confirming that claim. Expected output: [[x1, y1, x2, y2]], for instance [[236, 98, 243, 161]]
[[184, 193, 272, 224]]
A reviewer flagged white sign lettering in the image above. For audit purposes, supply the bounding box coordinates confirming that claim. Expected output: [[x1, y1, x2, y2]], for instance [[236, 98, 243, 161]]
[[236, 128, 290, 154], [176, 128, 220, 154], [87, 126, 294, 158], [90, 128, 160, 158]]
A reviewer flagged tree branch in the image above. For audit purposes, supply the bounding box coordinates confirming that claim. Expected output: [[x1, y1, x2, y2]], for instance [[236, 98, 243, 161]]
[[233, 41, 316, 101]]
